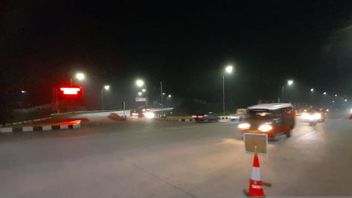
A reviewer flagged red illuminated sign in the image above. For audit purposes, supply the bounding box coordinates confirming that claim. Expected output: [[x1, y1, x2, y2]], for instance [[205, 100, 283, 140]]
[[60, 87, 81, 95], [59, 86, 82, 96]]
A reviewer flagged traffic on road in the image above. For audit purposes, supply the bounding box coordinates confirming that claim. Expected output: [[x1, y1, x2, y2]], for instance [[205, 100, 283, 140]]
[[2, 1, 352, 197]]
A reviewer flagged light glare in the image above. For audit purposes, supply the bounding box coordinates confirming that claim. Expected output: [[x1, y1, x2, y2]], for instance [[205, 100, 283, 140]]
[[144, 112, 155, 119], [136, 79, 144, 87], [225, 65, 233, 74], [75, 72, 85, 81], [258, 123, 273, 132], [238, 122, 250, 130], [60, 87, 80, 95], [104, 85, 110, 91]]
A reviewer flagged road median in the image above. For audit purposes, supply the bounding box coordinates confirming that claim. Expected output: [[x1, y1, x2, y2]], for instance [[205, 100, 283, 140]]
[[0, 120, 81, 134]]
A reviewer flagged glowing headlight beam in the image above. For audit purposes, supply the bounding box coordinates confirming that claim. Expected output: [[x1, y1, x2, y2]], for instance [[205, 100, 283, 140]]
[[144, 112, 155, 119], [238, 123, 250, 130], [258, 123, 273, 132]]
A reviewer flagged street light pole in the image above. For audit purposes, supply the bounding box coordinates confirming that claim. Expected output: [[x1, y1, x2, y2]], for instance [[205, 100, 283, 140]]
[[160, 81, 163, 108], [222, 75, 225, 114], [101, 89, 104, 110], [222, 65, 233, 114], [101, 85, 110, 110], [279, 79, 294, 103], [280, 85, 284, 102]]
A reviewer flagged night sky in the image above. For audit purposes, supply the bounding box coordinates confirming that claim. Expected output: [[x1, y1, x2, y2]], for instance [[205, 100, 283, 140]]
[[1, 0, 352, 110]]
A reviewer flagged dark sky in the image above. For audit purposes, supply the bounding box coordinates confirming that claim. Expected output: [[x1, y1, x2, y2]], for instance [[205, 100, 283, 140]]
[[1, 0, 352, 107]]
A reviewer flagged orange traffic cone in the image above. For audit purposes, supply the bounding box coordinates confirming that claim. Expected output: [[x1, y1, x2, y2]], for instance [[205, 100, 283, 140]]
[[246, 153, 265, 197]]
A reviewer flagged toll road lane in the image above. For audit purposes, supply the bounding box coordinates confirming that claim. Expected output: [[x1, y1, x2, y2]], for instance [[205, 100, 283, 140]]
[[0, 118, 351, 197]]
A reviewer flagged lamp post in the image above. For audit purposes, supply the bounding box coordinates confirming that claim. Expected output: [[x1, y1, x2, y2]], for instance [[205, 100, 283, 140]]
[[101, 85, 110, 110], [135, 79, 144, 88], [70, 72, 86, 84], [279, 79, 294, 102], [309, 88, 315, 106], [222, 65, 234, 114]]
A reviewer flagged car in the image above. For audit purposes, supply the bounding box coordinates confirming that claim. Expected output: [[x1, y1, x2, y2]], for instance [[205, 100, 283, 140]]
[[130, 109, 144, 118], [301, 108, 326, 125], [192, 112, 219, 122], [238, 103, 295, 140], [228, 114, 241, 122], [228, 108, 247, 122]]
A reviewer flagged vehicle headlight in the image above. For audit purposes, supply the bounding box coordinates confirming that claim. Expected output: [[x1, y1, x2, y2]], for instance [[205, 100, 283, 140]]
[[258, 123, 273, 132], [238, 122, 250, 130], [144, 112, 155, 119], [313, 113, 322, 120], [302, 112, 310, 120]]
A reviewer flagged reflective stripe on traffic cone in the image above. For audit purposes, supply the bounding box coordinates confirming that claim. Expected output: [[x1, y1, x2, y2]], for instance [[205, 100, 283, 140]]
[[247, 153, 265, 197]]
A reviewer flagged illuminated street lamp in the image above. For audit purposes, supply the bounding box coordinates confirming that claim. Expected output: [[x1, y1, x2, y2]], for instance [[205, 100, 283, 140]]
[[287, 79, 294, 86], [310, 88, 314, 92], [135, 79, 144, 87], [104, 85, 110, 91], [222, 64, 234, 114], [101, 84, 111, 110], [142, 88, 146, 92], [168, 94, 172, 98], [75, 72, 85, 81], [225, 65, 234, 74], [323, 92, 327, 95], [21, 90, 27, 94], [279, 79, 294, 102], [334, 94, 338, 97], [344, 99, 348, 102], [138, 92, 142, 96]]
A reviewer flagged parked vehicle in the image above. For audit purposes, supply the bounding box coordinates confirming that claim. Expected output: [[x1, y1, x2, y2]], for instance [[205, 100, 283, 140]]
[[192, 112, 219, 122], [229, 108, 247, 122]]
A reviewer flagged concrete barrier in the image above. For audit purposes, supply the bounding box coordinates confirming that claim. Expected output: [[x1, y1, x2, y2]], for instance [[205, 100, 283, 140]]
[[0, 120, 81, 134]]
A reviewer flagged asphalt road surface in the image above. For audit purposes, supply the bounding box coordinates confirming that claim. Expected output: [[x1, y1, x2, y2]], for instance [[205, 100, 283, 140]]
[[0, 117, 351, 197]]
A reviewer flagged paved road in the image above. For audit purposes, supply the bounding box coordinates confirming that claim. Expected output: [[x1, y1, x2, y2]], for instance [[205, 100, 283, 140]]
[[0, 118, 351, 197]]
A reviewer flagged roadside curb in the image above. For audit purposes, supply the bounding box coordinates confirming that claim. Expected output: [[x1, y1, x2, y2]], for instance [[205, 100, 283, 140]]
[[156, 118, 194, 122], [0, 121, 81, 134], [156, 116, 231, 123], [1, 117, 52, 127]]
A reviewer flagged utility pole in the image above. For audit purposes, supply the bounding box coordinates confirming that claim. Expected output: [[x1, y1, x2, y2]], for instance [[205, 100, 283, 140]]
[[160, 81, 163, 108], [222, 75, 225, 114]]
